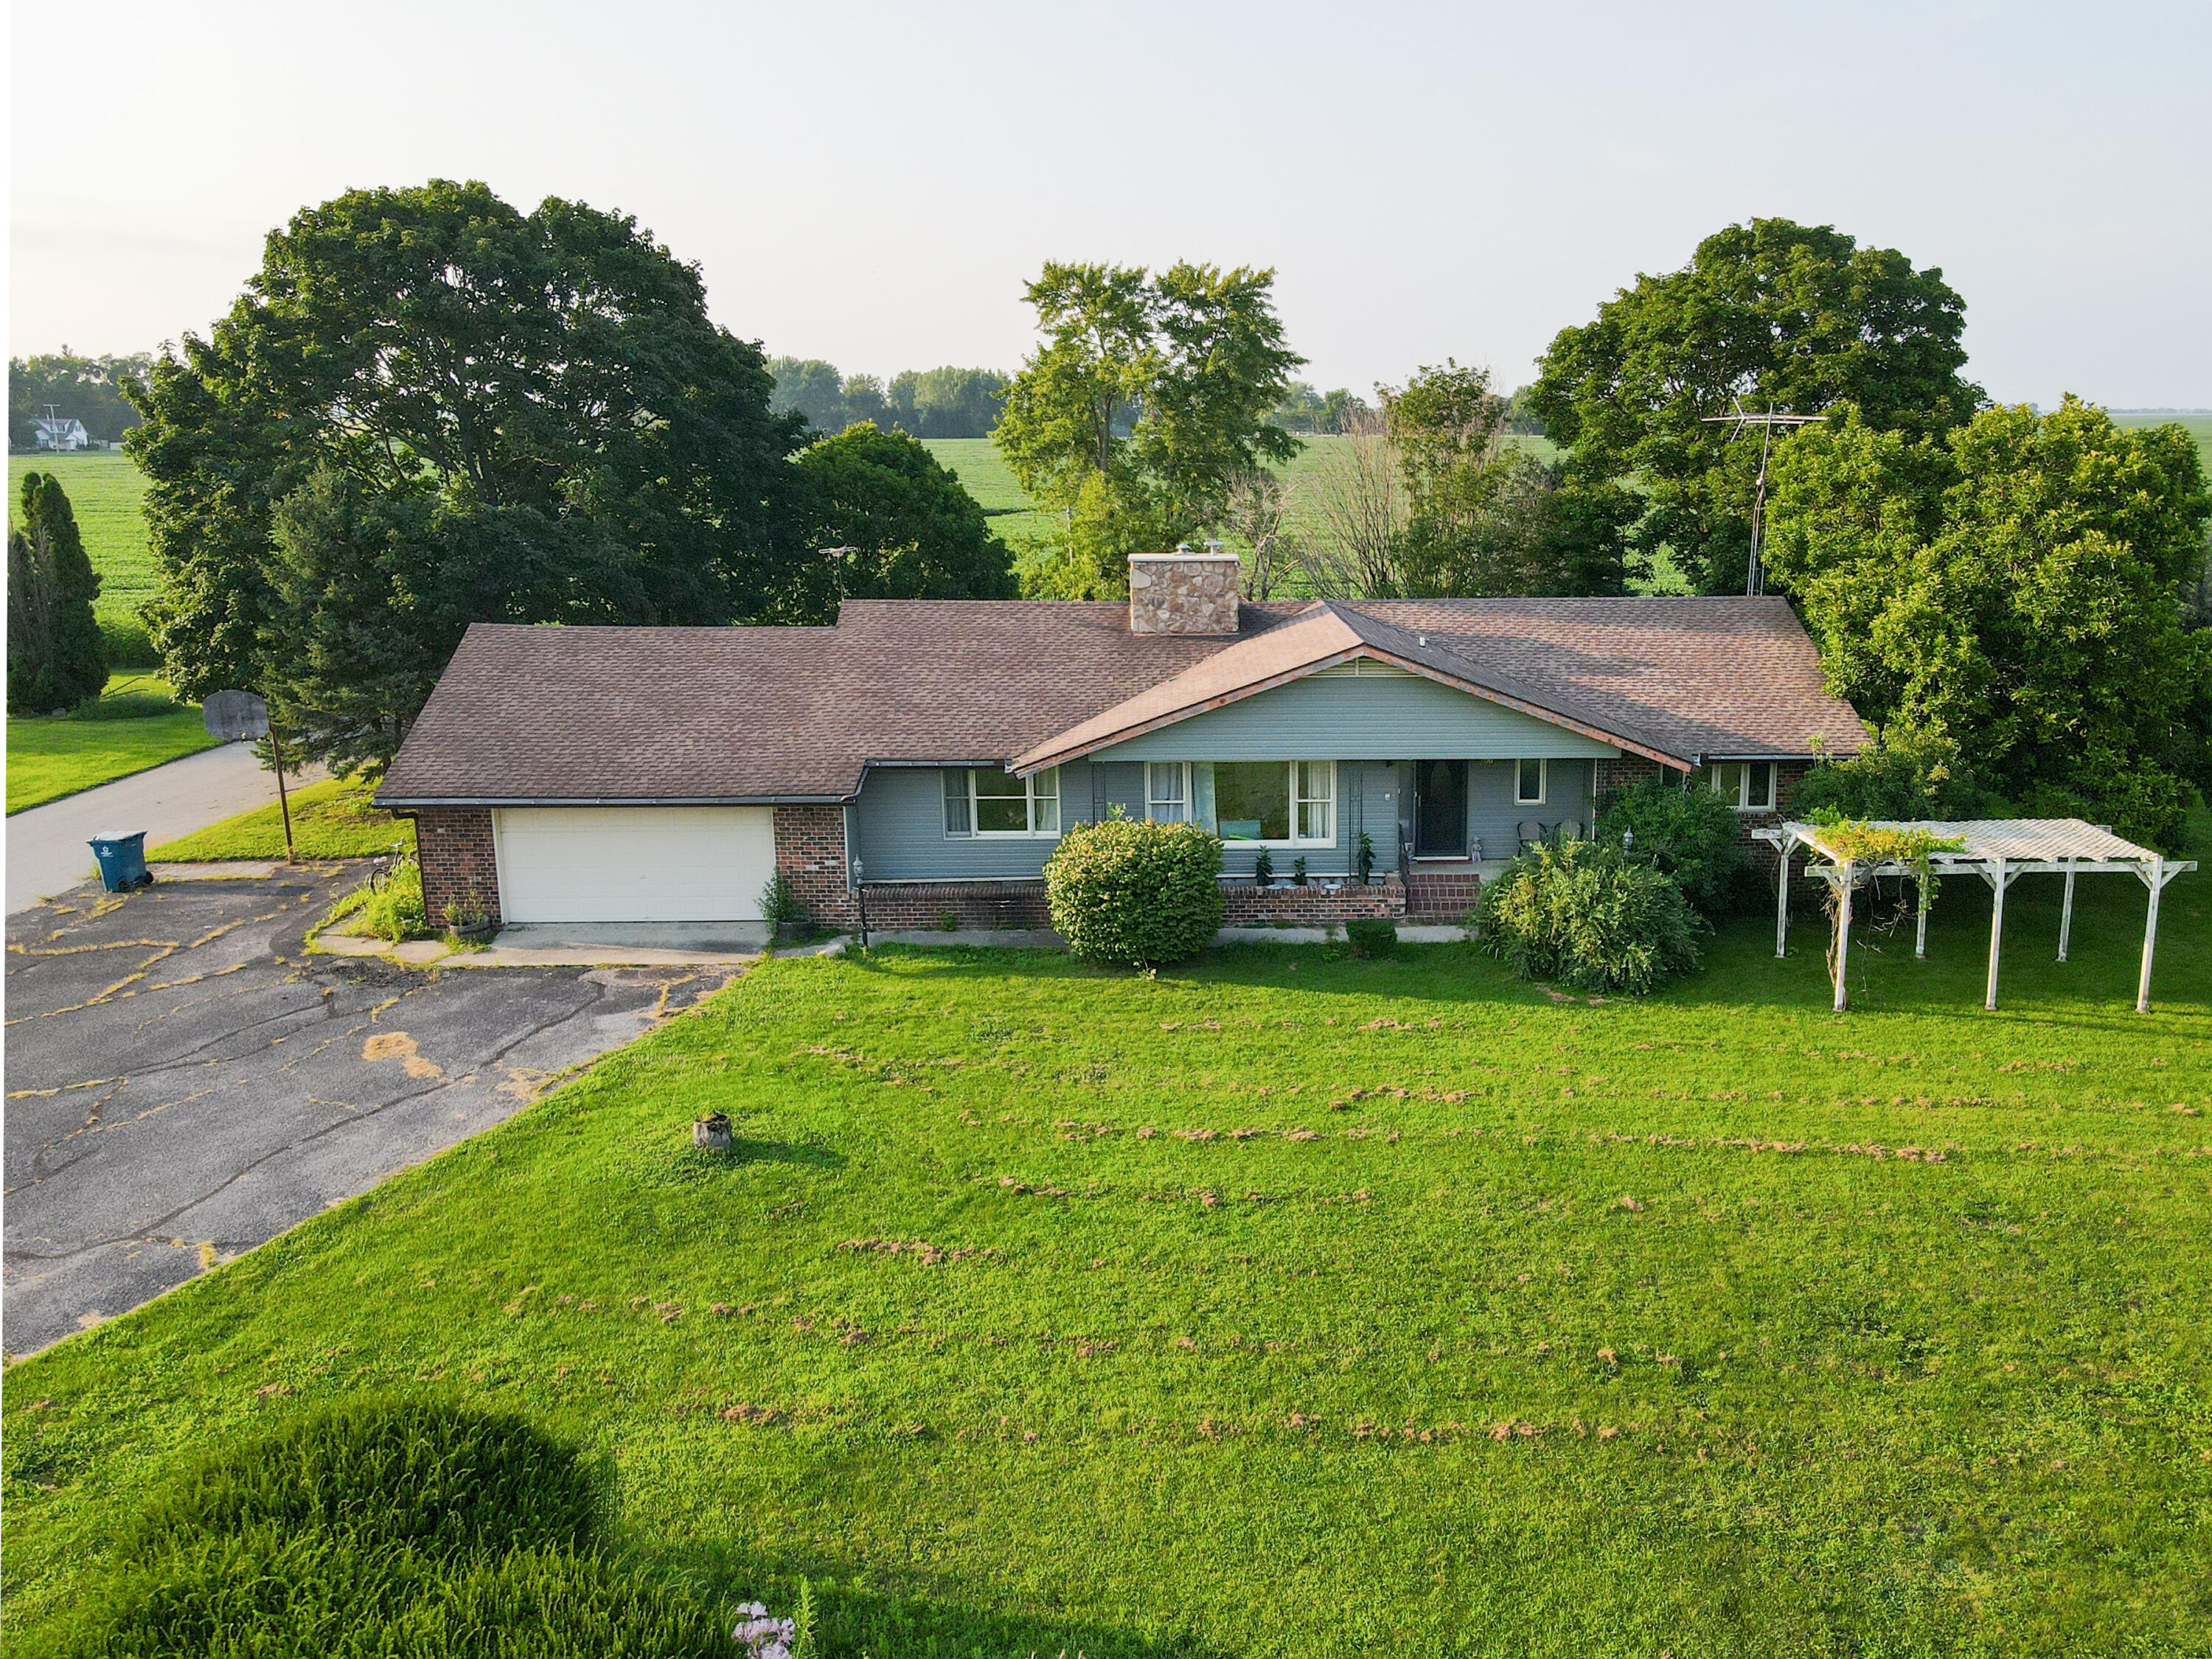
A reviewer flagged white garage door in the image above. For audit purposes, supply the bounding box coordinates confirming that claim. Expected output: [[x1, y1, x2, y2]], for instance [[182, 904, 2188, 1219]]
[[493, 807, 778, 923]]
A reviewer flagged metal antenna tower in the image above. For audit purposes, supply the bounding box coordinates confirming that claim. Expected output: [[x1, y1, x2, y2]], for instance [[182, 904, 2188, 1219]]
[[1700, 400, 1826, 596]]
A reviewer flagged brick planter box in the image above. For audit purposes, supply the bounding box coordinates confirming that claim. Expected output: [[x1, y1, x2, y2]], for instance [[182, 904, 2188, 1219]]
[[1220, 877, 1404, 925]]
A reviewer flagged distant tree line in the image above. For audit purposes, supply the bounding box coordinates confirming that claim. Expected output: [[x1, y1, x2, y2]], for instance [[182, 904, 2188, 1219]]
[[768, 359, 1009, 438], [9, 351, 153, 448]]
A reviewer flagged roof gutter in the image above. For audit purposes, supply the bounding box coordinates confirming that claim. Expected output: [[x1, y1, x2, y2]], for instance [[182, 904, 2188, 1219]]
[[376, 793, 853, 808]]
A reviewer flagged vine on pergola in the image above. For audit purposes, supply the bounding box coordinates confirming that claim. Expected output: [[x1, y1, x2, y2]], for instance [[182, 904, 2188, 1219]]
[[1805, 812, 1967, 994]]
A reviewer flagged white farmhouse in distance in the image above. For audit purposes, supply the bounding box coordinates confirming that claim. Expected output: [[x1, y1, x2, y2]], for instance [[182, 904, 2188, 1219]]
[[30, 408, 91, 451]]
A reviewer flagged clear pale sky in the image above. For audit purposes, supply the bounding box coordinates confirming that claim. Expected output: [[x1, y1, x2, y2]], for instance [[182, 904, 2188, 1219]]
[[10, 0, 2208, 407]]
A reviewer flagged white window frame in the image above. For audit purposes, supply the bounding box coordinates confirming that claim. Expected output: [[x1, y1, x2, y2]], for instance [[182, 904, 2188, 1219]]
[[1146, 761, 1190, 824], [1212, 759, 1335, 849], [1514, 757, 1548, 806], [1703, 760, 1777, 813], [954, 766, 1061, 839]]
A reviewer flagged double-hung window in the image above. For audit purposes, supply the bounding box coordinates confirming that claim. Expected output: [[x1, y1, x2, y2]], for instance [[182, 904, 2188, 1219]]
[[1146, 762, 1189, 824], [1212, 760, 1334, 846], [1702, 760, 1776, 812], [1514, 757, 1548, 805], [944, 767, 1060, 838]]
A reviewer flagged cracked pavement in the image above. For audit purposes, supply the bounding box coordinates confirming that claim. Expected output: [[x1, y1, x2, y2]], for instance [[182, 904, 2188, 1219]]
[[3, 867, 731, 1357]]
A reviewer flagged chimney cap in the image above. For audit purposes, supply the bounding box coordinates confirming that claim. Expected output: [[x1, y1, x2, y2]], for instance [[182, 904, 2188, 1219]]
[[1129, 550, 1240, 563]]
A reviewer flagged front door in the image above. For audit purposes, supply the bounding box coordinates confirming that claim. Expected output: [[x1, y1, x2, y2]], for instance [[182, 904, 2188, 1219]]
[[1413, 761, 1467, 858]]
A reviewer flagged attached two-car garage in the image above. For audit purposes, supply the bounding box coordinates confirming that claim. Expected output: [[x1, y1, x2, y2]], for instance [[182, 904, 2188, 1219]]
[[491, 807, 777, 924]]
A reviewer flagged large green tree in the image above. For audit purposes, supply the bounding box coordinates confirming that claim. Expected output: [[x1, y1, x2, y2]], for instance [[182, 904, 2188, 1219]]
[[994, 261, 1303, 597], [128, 180, 808, 751], [6, 471, 107, 713], [1531, 219, 1982, 594], [795, 422, 1016, 608], [1765, 397, 2212, 847]]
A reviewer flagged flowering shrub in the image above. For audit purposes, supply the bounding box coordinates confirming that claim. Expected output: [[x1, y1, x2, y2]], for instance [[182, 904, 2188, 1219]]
[[1475, 840, 1705, 995]]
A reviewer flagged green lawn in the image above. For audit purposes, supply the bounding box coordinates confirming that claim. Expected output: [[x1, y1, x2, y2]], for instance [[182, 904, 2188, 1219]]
[[6, 870, 2208, 1655], [146, 776, 415, 860], [7, 451, 159, 666], [4, 672, 218, 813]]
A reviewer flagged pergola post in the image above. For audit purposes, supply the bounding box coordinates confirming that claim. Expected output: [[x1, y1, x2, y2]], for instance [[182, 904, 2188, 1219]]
[[1774, 835, 1791, 959], [1914, 875, 1930, 961], [1984, 856, 2008, 1012], [2058, 861, 2076, 962], [1832, 863, 1853, 1014], [2138, 856, 2164, 1014]]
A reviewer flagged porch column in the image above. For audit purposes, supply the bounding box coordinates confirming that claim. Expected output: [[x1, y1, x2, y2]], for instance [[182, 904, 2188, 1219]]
[[1915, 872, 1930, 961]]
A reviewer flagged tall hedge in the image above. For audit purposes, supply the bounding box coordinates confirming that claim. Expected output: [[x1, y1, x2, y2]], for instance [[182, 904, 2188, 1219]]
[[1044, 816, 1222, 967]]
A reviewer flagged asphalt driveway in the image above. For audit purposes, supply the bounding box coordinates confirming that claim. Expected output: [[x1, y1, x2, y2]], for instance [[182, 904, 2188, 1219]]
[[3, 866, 731, 1357]]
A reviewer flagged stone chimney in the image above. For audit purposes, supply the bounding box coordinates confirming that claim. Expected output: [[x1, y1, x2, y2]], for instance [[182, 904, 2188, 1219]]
[[1128, 544, 1241, 635]]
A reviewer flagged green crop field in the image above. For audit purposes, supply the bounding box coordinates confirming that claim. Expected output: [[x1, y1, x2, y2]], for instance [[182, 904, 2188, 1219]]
[[7, 451, 159, 666], [5, 865, 2209, 1655]]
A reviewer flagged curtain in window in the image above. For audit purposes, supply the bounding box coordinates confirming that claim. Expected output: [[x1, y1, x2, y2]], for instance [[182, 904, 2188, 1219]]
[[943, 770, 972, 836]]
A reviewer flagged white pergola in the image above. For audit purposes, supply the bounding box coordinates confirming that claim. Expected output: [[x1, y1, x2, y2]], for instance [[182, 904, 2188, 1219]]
[[1754, 818, 2195, 1014]]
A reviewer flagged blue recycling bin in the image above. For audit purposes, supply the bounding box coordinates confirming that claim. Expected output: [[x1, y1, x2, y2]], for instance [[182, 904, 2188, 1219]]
[[88, 830, 153, 893]]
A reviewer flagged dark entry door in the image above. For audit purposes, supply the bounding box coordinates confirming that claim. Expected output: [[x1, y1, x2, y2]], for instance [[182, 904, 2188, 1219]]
[[1413, 761, 1467, 858]]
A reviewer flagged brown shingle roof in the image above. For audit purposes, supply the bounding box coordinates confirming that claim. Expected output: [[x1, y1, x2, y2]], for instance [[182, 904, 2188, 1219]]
[[377, 596, 1863, 805]]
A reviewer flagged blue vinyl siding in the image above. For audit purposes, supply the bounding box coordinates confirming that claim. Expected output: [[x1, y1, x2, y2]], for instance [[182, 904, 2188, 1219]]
[[1466, 759, 1593, 859], [849, 673, 1611, 882], [1090, 671, 1618, 763], [851, 762, 1096, 882]]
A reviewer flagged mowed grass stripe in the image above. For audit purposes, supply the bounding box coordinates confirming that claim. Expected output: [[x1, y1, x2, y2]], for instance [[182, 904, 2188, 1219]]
[[4, 872, 2208, 1655]]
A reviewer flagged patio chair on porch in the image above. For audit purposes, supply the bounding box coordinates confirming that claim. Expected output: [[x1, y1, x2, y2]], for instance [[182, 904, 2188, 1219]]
[[1517, 820, 1545, 853], [1555, 819, 1584, 844]]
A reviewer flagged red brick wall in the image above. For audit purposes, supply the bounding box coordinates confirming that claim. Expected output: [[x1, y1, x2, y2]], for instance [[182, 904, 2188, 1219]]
[[408, 807, 501, 928], [773, 804, 858, 928], [1220, 878, 1404, 925]]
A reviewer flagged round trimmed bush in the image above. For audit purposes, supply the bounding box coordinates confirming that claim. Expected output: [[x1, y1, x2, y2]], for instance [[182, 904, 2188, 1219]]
[[1043, 816, 1222, 967], [1475, 841, 1705, 995]]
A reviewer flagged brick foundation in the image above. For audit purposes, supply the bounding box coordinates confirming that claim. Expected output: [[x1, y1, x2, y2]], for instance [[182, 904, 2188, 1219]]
[[773, 804, 858, 928], [1220, 877, 1405, 925], [408, 807, 501, 929]]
